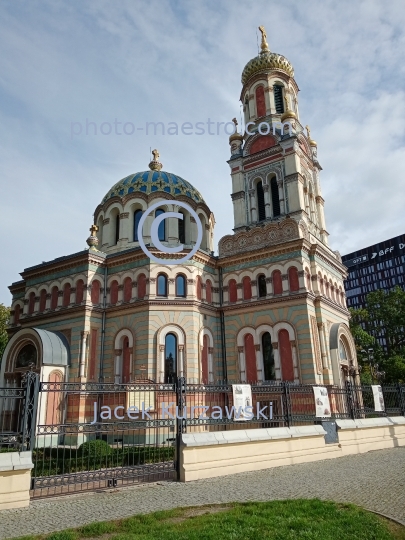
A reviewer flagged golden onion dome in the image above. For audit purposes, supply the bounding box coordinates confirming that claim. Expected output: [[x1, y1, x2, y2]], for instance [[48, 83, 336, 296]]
[[229, 132, 244, 143], [242, 50, 294, 85], [281, 109, 297, 123]]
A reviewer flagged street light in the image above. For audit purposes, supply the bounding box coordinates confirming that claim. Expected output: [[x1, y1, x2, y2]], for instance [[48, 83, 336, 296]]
[[360, 348, 385, 383]]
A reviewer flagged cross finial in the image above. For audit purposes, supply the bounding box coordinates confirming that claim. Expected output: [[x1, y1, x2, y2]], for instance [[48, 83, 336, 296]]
[[90, 224, 99, 236], [152, 149, 159, 161], [305, 125, 311, 138], [232, 118, 238, 127], [149, 149, 163, 171]]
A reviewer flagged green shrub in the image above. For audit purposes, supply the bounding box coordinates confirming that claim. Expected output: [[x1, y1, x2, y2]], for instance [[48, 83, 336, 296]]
[[78, 439, 111, 458]]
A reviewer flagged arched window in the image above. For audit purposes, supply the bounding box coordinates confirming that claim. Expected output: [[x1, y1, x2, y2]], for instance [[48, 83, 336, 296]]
[[137, 273, 146, 300], [288, 267, 299, 292], [272, 270, 283, 295], [14, 304, 21, 325], [28, 292, 35, 315], [201, 334, 209, 384], [123, 277, 132, 302], [63, 283, 71, 307], [155, 208, 165, 241], [110, 280, 119, 304], [91, 280, 100, 304], [39, 289, 47, 312], [279, 329, 294, 381], [16, 344, 37, 369], [257, 181, 266, 221], [115, 214, 120, 245], [157, 274, 167, 296], [244, 333, 257, 383], [206, 279, 212, 303], [165, 333, 177, 383], [133, 209, 143, 242], [242, 276, 252, 300], [176, 274, 186, 297], [271, 177, 280, 217], [255, 85, 266, 117], [273, 84, 284, 114], [229, 279, 237, 303], [258, 274, 267, 297], [76, 280, 84, 304], [262, 332, 275, 381], [196, 276, 202, 300], [51, 286, 58, 310], [178, 212, 185, 244], [122, 336, 131, 383], [339, 339, 348, 361]]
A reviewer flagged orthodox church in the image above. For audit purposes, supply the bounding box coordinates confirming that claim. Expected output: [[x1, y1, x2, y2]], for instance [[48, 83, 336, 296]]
[[1, 28, 358, 390]]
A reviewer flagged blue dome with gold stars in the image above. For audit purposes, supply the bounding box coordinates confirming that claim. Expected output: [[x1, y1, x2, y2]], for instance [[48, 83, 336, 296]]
[[102, 170, 205, 205]]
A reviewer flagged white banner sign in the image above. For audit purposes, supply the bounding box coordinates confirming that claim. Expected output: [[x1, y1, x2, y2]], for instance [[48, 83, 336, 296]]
[[313, 386, 331, 418], [232, 384, 253, 421], [372, 385, 385, 412]]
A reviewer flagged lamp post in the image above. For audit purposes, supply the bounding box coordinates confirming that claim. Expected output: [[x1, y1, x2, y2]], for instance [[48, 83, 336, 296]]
[[360, 348, 385, 384]]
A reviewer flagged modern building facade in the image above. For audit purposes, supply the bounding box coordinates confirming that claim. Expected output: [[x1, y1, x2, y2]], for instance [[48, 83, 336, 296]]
[[1, 28, 358, 407]]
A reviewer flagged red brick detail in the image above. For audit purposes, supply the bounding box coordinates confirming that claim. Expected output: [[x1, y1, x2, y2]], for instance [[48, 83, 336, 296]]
[[243, 276, 252, 300], [63, 283, 71, 307], [138, 273, 146, 300], [231, 167, 240, 172], [110, 280, 119, 304], [28, 292, 35, 315], [272, 270, 282, 294], [196, 276, 202, 300], [279, 329, 294, 381], [249, 135, 276, 155], [51, 287, 58, 309], [229, 279, 237, 303], [39, 289, 47, 312], [75, 280, 84, 304], [288, 267, 299, 292], [91, 280, 100, 304], [244, 333, 257, 383], [123, 277, 132, 302], [244, 153, 283, 170], [255, 86, 266, 117]]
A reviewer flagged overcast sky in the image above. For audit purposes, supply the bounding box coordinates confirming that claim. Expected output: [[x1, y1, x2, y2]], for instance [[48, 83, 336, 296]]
[[1, 0, 404, 305]]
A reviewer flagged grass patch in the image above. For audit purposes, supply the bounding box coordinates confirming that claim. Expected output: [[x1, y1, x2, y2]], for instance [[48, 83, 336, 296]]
[[12, 499, 405, 540]]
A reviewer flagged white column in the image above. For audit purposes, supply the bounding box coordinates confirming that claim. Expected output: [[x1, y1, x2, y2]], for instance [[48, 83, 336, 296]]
[[208, 347, 214, 383], [179, 345, 184, 378], [79, 331, 89, 378], [159, 345, 165, 383], [291, 340, 299, 382], [236, 283, 243, 301], [273, 343, 282, 381], [238, 346, 246, 382], [45, 293, 51, 311], [57, 290, 63, 308], [255, 344, 263, 382], [266, 277, 272, 296], [33, 296, 39, 314], [263, 184, 271, 218], [114, 349, 122, 384], [249, 190, 257, 222], [278, 181, 285, 214], [118, 285, 124, 303]]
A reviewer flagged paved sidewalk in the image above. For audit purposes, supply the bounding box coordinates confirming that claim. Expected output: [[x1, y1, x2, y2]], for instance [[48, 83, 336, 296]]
[[1, 447, 404, 539]]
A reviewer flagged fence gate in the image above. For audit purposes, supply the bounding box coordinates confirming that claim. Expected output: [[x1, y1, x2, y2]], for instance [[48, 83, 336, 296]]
[[30, 380, 177, 498]]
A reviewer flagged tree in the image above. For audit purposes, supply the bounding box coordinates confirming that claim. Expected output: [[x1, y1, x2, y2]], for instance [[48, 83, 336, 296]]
[[0, 304, 10, 363], [349, 287, 405, 383]]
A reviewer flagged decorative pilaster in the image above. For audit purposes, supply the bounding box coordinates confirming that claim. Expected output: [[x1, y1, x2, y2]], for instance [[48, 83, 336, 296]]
[[79, 331, 89, 378]]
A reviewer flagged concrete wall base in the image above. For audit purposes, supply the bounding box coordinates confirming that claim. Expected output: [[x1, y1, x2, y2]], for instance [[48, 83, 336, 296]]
[[180, 418, 405, 482], [0, 452, 33, 510]]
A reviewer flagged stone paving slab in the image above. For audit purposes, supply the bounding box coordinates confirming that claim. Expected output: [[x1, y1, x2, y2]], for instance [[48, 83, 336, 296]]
[[1, 448, 404, 539]]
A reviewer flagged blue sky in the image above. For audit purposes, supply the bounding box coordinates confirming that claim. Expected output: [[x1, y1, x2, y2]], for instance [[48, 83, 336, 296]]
[[1, 0, 405, 305]]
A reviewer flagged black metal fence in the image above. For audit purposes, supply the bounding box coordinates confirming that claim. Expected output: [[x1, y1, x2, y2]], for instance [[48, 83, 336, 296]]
[[0, 374, 404, 499]]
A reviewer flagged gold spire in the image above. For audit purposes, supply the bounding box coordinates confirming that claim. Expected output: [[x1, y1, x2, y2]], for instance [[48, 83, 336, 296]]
[[258, 26, 269, 53], [149, 148, 163, 171], [229, 117, 243, 143]]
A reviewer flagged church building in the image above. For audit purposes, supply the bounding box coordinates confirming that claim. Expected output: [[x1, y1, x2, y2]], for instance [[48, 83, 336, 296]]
[[1, 28, 358, 391]]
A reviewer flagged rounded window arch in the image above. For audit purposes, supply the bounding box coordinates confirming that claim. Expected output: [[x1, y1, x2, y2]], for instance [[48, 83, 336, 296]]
[[288, 267, 299, 292], [205, 279, 212, 303], [256, 180, 266, 221], [28, 292, 35, 315], [39, 289, 47, 312], [257, 274, 267, 297], [137, 273, 146, 300], [133, 209, 143, 242], [123, 277, 132, 302], [244, 333, 257, 383], [176, 274, 186, 297], [50, 286, 59, 310], [262, 332, 275, 381], [157, 274, 168, 296], [165, 333, 177, 383], [196, 275, 202, 300], [75, 280, 84, 304], [15, 343, 37, 369], [242, 276, 252, 300], [272, 270, 283, 295], [91, 280, 101, 304], [278, 329, 294, 381], [155, 208, 165, 241], [110, 280, 119, 304], [270, 176, 280, 217], [229, 279, 237, 303], [63, 283, 71, 307]]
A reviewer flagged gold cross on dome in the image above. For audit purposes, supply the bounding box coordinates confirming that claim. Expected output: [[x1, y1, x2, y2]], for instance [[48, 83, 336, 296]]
[[152, 149, 159, 161], [305, 125, 311, 138], [89, 224, 99, 236]]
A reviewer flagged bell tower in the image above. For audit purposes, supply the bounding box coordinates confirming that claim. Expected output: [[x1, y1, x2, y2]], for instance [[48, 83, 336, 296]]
[[228, 27, 328, 246]]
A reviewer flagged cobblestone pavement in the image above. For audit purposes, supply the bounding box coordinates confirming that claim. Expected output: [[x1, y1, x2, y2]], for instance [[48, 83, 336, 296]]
[[1, 448, 404, 539]]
